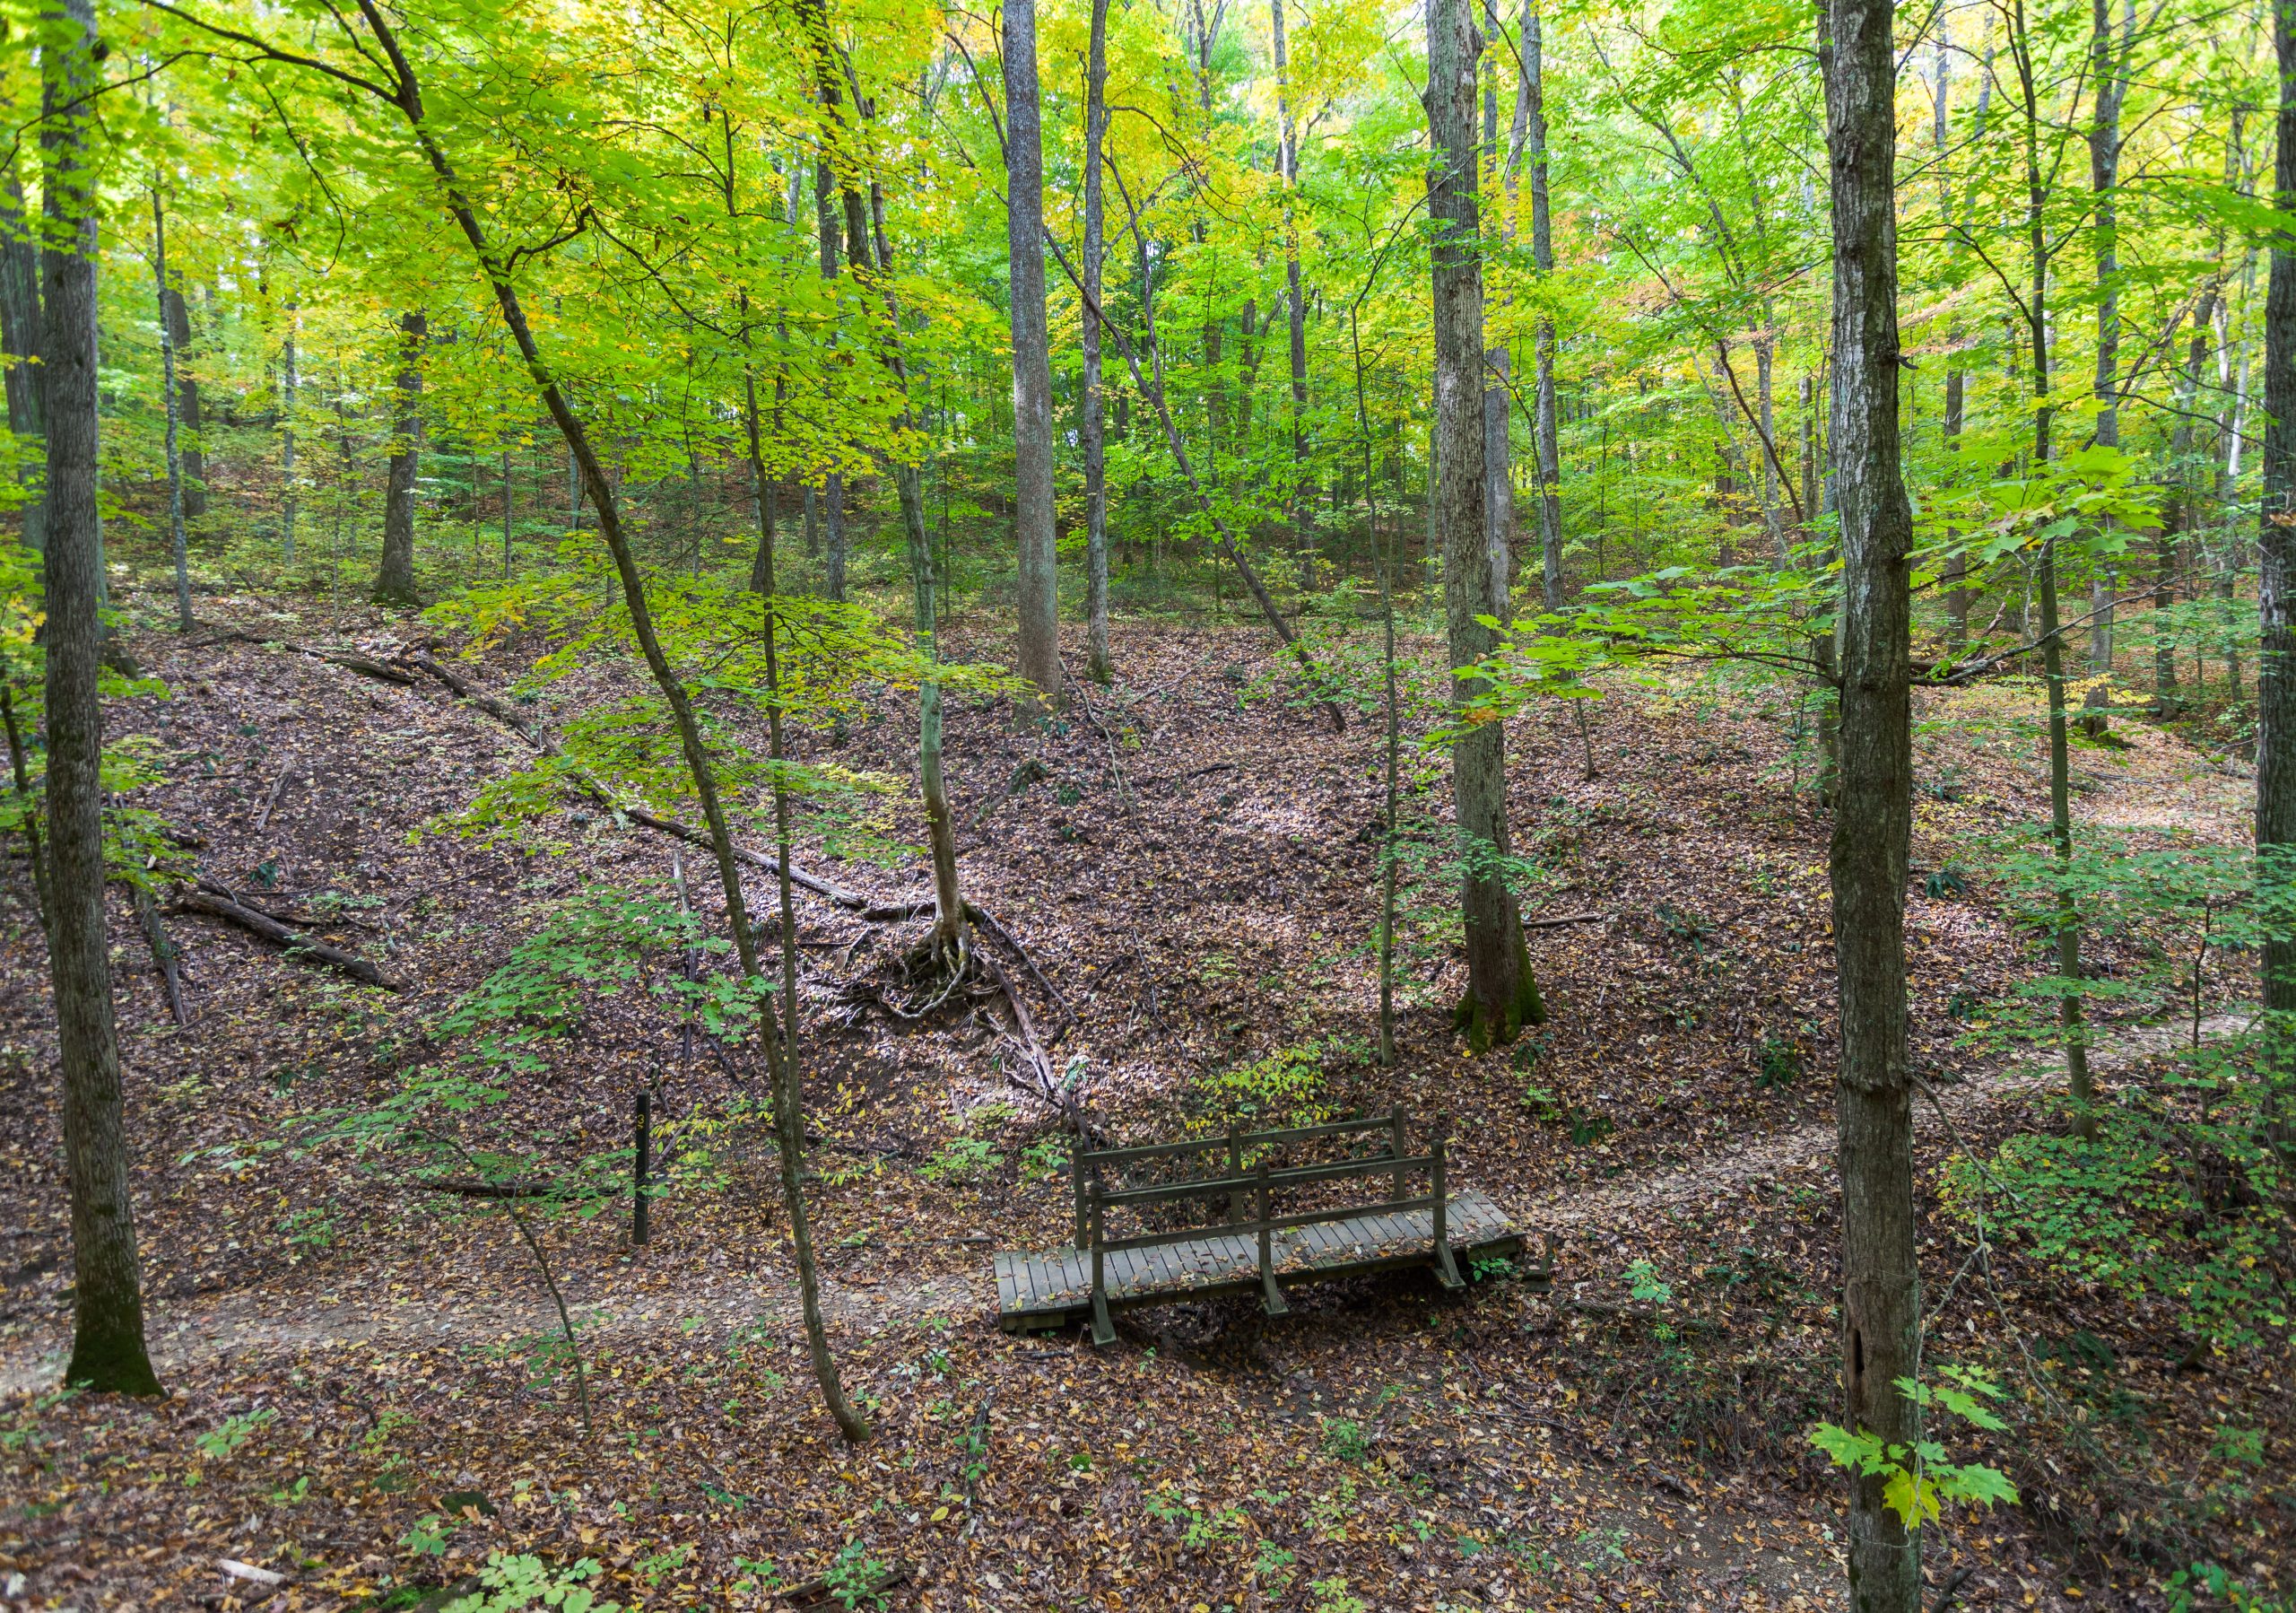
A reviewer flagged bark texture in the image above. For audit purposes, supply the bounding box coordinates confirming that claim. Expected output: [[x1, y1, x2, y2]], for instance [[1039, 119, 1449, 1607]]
[[2259, 0, 2296, 1033], [376, 310, 425, 605], [1004, 0, 1063, 705], [161, 284, 205, 519], [1083, 0, 1113, 683], [2, 140, 44, 555], [43, 0, 162, 1399], [1428, 0, 1541, 1051], [1821, 0, 1919, 1605]]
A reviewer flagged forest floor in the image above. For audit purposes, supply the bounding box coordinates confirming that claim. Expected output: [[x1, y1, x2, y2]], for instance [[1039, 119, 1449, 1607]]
[[0, 597, 2288, 1613]]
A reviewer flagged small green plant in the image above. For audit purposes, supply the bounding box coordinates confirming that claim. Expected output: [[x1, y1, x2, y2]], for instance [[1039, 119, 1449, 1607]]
[[822, 1541, 892, 1611], [1808, 1365, 2019, 1530], [1252, 1539, 1298, 1594], [1320, 1417, 1371, 1463], [402, 1513, 456, 1558], [269, 1475, 311, 1505], [1623, 1260, 1673, 1304], [1310, 1575, 1368, 1613], [1924, 865, 1969, 899], [633, 1545, 690, 1585], [1754, 1033, 1804, 1091], [921, 1135, 1003, 1184], [279, 1208, 336, 1249], [1191, 1040, 1336, 1132], [1018, 1135, 1068, 1182], [441, 1553, 618, 1612], [196, 1408, 276, 1461], [1518, 1085, 1562, 1120], [1308, 1474, 1360, 1540], [1567, 1106, 1613, 1147], [1470, 1253, 1517, 1282]]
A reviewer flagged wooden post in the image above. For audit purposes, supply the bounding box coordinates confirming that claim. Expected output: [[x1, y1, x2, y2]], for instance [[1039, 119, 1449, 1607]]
[[1226, 1124, 1242, 1224], [1073, 1131, 1089, 1251], [631, 1089, 652, 1247], [1430, 1110, 1463, 1289], [1088, 1181, 1115, 1347], [1390, 1104, 1409, 1204], [1256, 1159, 1290, 1316]]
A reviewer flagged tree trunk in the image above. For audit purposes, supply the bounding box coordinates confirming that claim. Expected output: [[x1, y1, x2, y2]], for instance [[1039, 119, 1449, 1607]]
[[1429, 0, 1541, 1051], [43, 0, 161, 1399], [1523, 0, 1563, 608], [152, 187, 191, 633], [2159, 305, 2214, 712], [2257, 0, 2296, 1063], [1935, 22, 1970, 651], [2086, 0, 2128, 713], [2006, 0, 2095, 1136], [1821, 0, 1918, 1604], [1083, 0, 1113, 683], [375, 310, 425, 605], [1274, 0, 1312, 581], [0, 144, 39, 554], [163, 285, 205, 519], [1004, 0, 1063, 705], [1480, 0, 1514, 612], [280, 301, 299, 563]]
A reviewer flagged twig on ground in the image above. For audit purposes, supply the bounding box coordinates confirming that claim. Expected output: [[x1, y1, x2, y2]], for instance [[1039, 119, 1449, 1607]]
[[173, 886, 406, 991]]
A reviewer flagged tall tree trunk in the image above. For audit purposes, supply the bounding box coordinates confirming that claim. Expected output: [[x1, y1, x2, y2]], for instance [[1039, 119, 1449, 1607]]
[[375, 310, 425, 605], [2159, 303, 2215, 712], [1429, 0, 1541, 1051], [280, 301, 299, 563], [1479, 0, 1514, 611], [152, 187, 191, 633], [502, 448, 514, 577], [2011, 0, 2095, 1136], [1004, 0, 1063, 705], [163, 284, 205, 519], [1522, 0, 1563, 607], [1935, 21, 1970, 651], [1083, 0, 1113, 682], [2257, 0, 2296, 1077], [1821, 0, 1917, 1606], [1274, 0, 1312, 580], [2086, 0, 2129, 713], [0, 142, 40, 557], [43, 0, 161, 1399]]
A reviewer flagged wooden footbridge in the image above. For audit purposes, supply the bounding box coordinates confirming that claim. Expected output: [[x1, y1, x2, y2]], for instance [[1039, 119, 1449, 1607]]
[[994, 1109, 1550, 1342]]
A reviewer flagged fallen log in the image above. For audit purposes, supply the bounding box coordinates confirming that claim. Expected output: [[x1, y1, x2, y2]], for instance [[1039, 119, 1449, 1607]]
[[1522, 911, 1605, 931], [198, 628, 418, 686], [173, 888, 406, 992]]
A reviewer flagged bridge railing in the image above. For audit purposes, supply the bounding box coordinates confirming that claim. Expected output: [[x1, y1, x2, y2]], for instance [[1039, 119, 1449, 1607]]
[[1069, 1107, 1462, 1345]]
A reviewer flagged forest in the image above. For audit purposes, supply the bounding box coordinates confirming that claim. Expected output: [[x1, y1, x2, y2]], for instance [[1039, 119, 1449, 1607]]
[[0, 0, 2292, 1605]]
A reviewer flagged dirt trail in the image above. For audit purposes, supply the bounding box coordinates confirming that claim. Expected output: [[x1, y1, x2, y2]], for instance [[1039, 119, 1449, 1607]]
[[0, 1015, 2241, 1400], [1526, 1011, 2250, 1233]]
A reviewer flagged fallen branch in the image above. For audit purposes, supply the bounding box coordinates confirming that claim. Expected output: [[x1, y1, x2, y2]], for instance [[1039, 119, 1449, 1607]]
[[778, 1561, 914, 1611], [1137, 760, 1238, 791], [1060, 660, 1137, 816], [410, 1176, 563, 1200], [399, 650, 546, 746], [173, 887, 407, 991], [133, 887, 191, 1025], [1522, 911, 1605, 931], [198, 628, 418, 686]]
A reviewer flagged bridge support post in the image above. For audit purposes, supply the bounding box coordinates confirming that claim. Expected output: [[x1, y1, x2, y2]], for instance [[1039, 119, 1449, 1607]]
[[1431, 1113, 1464, 1289], [1088, 1181, 1116, 1346], [1257, 1159, 1290, 1316]]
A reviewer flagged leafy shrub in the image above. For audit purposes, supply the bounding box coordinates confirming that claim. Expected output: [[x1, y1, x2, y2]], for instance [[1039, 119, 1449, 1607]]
[[1809, 1365, 2018, 1530], [1320, 1417, 1371, 1463], [1190, 1041, 1338, 1132], [1755, 1033, 1804, 1090], [442, 1553, 619, 1612], [920, 1136, 1002, 1184]]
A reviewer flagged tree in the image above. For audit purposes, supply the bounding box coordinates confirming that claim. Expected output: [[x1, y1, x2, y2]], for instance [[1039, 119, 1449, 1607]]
[[42, 0, 162, 1399], [1427, 0, 1542, 1051], [1519, 0, 1562, 608], [152, 186, 191, 632], [1820, 0, 1918, 1604], [1082, 0, 1112, 683], [2259, 0, 2296, 1067], [375, 310, 425, 605], [1003, 0, 1061, 707]]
